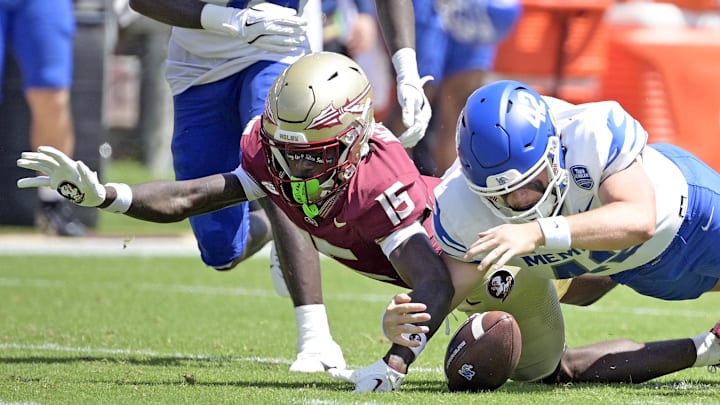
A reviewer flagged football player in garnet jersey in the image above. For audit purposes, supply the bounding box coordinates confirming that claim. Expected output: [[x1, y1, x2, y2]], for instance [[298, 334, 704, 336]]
[[125, 0, 432, 374], [17, 51, 452, 392]]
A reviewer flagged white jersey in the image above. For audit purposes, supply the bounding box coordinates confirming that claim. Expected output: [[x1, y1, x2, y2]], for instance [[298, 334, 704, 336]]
[[166, 0, 321, 95], [433, 99, 688, 280]]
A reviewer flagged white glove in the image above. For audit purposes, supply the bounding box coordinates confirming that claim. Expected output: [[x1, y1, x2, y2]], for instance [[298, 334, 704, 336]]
[[16, 146, 106, 207], [392, 48, 433, 149], [201, 3, 307, 53], [328, 359, 406, 392], [290, 304, 347, 373]]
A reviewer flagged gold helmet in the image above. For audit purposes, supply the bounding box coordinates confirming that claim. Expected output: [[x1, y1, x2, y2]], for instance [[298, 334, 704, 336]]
[[260, 51, 375, 218]]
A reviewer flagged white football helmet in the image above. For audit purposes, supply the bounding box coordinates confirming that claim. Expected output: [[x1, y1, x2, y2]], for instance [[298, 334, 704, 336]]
[[260, 51, 374, 218]]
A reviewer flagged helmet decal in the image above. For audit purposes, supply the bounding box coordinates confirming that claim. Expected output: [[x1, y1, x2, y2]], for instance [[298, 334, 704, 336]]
[[259, 52, 375, 213], [306, 84, 372, 131], [515, 90, 548, 129]]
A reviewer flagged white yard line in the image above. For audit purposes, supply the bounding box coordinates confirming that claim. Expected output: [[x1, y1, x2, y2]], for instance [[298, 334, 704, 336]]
[[0, 342, 443, 375], [0, 277, 393, 302], [0, 275, 714, 318], [0, 233, 204, 257]]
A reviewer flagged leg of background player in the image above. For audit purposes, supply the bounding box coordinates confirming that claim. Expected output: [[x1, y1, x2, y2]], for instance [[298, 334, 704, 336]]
[[258, 198, 346, 372], [549, 339, 696, 383]]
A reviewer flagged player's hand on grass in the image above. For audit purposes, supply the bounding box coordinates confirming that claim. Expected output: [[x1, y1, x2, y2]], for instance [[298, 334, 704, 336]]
[[328, 358, 405, 392], [382, 293, 430, 347], [17, 146, 105, 207]]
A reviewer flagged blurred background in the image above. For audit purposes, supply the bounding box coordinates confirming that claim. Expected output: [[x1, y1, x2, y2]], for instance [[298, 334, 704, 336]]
[[1, 0, 719, 234]]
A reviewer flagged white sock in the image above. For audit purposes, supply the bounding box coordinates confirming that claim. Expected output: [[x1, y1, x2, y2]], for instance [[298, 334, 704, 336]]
[[295, 304, 332, 352], [692, 331, 718, 367]]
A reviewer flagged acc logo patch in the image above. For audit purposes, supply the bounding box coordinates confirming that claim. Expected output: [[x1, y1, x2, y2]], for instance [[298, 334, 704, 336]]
[[487, 269, 514, 301], [570, 165, 594, 190], [57, 181, 85, 204]]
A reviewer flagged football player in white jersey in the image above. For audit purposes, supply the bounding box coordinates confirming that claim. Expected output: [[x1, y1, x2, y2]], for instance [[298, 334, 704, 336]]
[[125, 0, 431, 373], [404, 79, 720, 384]]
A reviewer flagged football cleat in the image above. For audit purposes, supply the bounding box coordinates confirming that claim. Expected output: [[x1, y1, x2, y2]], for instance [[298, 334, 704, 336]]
[[290, 338, 346, 373], [707, 321, 720, 372], [693, 321, 720, 370], [328, 358, 406, 392], [269, 242, 290, 297]]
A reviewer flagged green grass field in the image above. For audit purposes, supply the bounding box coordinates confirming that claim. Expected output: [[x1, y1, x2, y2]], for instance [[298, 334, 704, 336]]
[[1, 252, 720, 404], [3, 160, 720, 403]]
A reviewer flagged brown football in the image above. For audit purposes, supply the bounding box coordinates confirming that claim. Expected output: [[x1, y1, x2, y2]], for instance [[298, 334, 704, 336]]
[[444, 311, 522, 391]]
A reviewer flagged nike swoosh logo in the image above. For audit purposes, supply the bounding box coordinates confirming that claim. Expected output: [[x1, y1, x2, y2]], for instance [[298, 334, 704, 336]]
[[245, 10, 264, 27], [702, 207, 714, 231], [465, 298, 483, 306], [372, 378, 384, 391], [333, 218, 347, 228]]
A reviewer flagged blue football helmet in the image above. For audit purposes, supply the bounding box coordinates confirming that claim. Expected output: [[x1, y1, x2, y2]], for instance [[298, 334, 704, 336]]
[[456, 80, 568, 222]]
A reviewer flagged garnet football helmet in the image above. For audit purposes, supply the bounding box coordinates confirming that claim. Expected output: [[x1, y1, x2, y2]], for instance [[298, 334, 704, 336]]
[[456, 80, 567, 222], [260, 52, 374, 218]]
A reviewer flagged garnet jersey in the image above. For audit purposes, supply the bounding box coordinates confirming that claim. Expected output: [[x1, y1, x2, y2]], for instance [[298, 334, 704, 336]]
[[432, 99, 718, 300], [237, 118, 441, 287]]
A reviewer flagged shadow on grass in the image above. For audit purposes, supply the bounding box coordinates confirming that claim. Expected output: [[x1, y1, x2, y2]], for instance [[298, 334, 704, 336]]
[[2, 356, 718, 396]]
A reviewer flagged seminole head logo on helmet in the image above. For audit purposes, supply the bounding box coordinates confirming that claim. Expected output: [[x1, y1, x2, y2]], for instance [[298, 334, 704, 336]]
[[260, 52, 374, 218]]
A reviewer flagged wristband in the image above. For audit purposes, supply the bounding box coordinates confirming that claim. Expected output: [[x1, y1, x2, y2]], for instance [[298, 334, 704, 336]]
[[391, 48, 419, 82], [537, 216, 572, 250], [103, 183, 132, 214], [400, 331, 427, 358], [200, 4, 236, 35]]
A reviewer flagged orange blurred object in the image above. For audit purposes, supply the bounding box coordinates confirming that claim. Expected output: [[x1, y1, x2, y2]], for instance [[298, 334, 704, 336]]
[[601, 26, 720, 171], [492, 0, 614, 104], [665, 0, 720, 11]]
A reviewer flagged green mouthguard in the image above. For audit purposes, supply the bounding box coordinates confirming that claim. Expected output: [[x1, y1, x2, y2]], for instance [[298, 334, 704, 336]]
[[291, 177, 320, 218]]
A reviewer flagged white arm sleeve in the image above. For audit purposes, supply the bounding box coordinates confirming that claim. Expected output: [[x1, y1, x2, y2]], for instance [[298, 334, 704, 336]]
[[231, 165, 266, 201], [377, 221, 428, 258]]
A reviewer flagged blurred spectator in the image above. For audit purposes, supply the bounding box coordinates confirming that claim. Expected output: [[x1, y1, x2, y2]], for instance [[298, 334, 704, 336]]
[[385, 0, 522, 176], [109, 0, 173, 177], [322, 0, 393, 119], [0, 0, 86, 236]]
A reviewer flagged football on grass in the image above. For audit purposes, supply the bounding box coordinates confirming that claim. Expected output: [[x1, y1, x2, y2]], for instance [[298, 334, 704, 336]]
[[444, 311, 522, 391]]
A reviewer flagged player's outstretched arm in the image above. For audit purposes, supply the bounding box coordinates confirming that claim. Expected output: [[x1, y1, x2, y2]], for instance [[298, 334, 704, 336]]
[[129, 0, 307, 53], [124, 173, 247, 223], [330, 232, 454, 392], [17, 146, 247, 223], [129, 0, 205, 28], [386, 233, 455, 349]]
